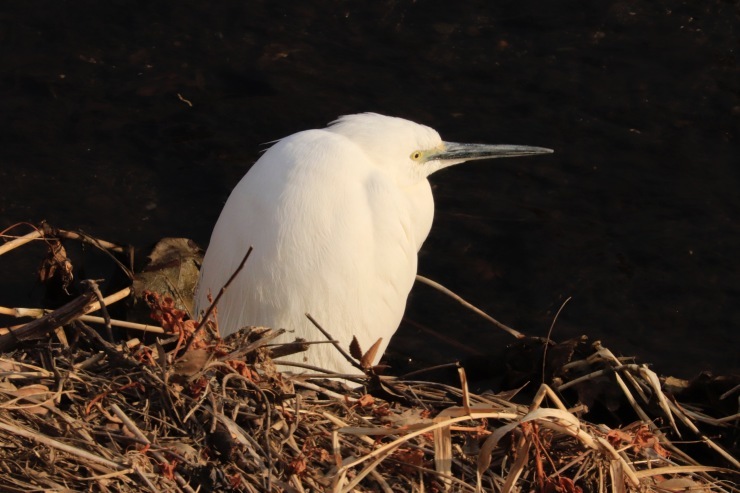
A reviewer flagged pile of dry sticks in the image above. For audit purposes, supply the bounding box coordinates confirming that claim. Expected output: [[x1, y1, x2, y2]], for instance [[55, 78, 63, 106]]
[[0, 223, 737, 492]]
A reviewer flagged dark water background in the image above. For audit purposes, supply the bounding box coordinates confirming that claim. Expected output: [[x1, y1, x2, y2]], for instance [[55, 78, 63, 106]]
[[1, 1, 738, 379]]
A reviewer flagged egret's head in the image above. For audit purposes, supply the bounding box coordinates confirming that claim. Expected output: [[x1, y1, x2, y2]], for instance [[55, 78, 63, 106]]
[[328, 113, 553, 184]]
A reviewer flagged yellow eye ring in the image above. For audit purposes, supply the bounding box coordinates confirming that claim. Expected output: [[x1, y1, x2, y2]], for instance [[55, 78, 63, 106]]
[[410, 151, 423, 161]]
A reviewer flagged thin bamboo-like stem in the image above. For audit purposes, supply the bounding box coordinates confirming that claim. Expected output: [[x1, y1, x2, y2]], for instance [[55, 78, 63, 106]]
[[0, 229, 44, 256]]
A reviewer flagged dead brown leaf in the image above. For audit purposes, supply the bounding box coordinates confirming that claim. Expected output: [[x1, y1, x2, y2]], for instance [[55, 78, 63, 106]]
[[360, 337, 383, 370], [349, 336, 363, 360], [38, 238, 73, 293]]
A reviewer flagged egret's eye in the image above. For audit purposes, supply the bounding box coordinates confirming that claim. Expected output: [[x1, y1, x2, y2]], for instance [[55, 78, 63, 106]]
[[410, 151, 423, 161]]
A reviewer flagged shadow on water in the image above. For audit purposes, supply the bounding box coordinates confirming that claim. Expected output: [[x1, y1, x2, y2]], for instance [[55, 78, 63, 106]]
[[1, 0, 738, 379]]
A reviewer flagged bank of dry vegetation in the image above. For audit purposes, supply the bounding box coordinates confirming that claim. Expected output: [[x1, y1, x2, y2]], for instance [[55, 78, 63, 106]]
[[0, 223, 737, 492]]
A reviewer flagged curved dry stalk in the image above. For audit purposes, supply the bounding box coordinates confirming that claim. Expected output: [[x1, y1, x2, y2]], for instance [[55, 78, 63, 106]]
[[415, 274, 524, 338]]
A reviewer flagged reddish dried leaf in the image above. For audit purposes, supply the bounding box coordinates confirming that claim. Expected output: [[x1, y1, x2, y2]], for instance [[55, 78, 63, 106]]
[[288, 456, 307, 476], [356, 393, 375, 408], [360, 337, 383, 369], [229, 474, 242, 489], [158, 460, 178, 480], [633, 424, 670, 458], [392, 448, 425, 473], [372, 403, 392, 417], [606, 428, 633, 447], [226, 360, 260, 381]]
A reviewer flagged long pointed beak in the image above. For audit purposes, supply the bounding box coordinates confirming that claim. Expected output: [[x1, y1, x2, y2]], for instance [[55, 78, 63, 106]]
[[432, 142, 554, 162]]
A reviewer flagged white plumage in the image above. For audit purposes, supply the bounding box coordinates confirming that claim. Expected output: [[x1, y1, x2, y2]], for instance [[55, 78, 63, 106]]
[[195, 113, 551, 376]]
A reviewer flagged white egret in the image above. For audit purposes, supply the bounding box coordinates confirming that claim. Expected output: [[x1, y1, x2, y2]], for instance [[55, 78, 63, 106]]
[[195, 113, 552, 376]]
